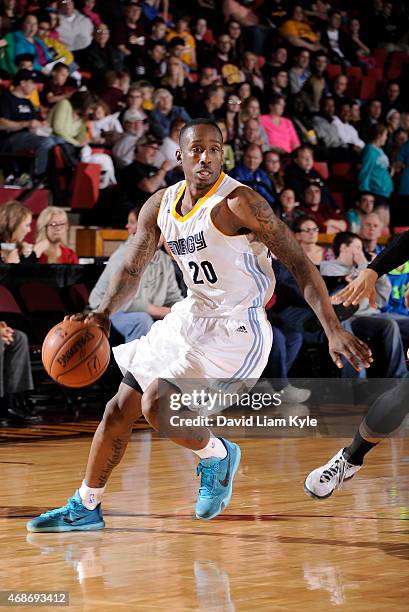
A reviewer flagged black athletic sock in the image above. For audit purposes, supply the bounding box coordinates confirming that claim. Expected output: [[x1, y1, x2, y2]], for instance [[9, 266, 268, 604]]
[[343, 432, 379, 466]]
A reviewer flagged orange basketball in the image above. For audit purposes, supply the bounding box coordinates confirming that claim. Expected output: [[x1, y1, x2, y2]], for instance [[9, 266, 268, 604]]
[[42, 319, 110, 388]]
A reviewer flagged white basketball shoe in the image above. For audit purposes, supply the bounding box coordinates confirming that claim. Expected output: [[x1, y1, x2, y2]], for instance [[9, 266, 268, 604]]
[[304, 448, 361, 499]]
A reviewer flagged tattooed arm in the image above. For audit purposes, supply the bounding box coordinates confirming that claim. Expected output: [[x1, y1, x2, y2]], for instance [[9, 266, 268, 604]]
[[71, 190, 164, 334], [224, 187, 372, 370]]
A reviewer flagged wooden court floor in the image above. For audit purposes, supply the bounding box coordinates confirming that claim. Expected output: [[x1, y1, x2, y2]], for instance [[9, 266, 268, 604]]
[[1, 430, 408, 611]]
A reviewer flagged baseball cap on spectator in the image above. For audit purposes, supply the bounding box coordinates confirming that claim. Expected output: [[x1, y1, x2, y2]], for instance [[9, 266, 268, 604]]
[[123, 109, 146, 122], [137, 132, 163, 147], [124, 0, 141, 6], [13, 69, 38, 85]]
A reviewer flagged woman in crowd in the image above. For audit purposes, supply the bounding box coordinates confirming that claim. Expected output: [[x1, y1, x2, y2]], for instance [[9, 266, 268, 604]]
[[294, 215, 333, 265], [260, 93, 300, 153], [160, 57, 189, 107], [359, 123, 395, 228], [0, 201, 46, 263], [35, 207, 78, 264], [262, 150, 284, 194], [13, 13, 52, 73], [223, 93, 241, 142]]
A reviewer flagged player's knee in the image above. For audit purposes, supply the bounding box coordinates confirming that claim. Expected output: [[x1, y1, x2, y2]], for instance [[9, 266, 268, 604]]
[[102, 395, 130, 430], [141, 385, 159, 421]]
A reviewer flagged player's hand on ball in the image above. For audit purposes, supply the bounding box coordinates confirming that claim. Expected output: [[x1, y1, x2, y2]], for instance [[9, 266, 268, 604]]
[[328, 328, 373, 371], [331, 268, 378, 308], [65, 311, 111, 337]]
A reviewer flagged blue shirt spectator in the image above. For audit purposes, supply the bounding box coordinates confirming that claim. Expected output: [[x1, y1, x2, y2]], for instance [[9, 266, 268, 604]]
[[150, 88, 191, 139], [230, 144, 275, 206]]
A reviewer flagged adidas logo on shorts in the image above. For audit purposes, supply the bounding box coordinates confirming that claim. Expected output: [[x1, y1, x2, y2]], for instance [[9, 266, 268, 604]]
[[236, 325, 248, 333]]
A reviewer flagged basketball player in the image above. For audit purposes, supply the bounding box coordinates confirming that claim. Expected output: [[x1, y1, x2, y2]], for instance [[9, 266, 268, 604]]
[[27, 120, 371, 532], [305, 229, 409, 499]]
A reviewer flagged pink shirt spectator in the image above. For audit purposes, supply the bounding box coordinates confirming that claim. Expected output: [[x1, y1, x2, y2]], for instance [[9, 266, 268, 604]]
[[260, 115, 301, 153]]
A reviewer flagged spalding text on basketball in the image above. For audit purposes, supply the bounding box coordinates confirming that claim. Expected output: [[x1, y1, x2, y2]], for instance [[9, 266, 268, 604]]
[[57, 330, 95, 368]]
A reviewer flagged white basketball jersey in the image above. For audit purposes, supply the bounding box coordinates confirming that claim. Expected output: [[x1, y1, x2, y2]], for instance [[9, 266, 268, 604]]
[[157, 172, 276, 318]]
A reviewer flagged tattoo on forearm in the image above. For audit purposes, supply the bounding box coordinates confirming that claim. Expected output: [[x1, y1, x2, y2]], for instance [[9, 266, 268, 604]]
[[249, 198, 339, 329], [98, 192, 163, 314]]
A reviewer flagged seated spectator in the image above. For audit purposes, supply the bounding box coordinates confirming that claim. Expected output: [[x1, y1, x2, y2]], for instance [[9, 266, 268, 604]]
[[382, 81, 403, 116], [210, 33, 236, 75], [89, 207, 182, 342], [321, 231, 407, 378], [226, 19, 245, 66], [241, 51, 264, 92], [150, 89, 191, 141], [216, 119, 235, 173], [134, 39, 164, 86], [359, 212, 384, 259], [0, 201, 42, 263], [346, 192, 376, 233], [235, 118, 269, 161], [57, 0, 93, 52], [267, 67, 289, 99], [332, 101, 365, 152], [167, 36, 191, 76], [238, 97, 268, 140], [275, 188, 303, 229], [89, 100, 123, 144], [284, 145, 332, 205], [154, 117, 185, 171], [300, 183, 347, 234], [301, 52, 329, 114], [111, 0, 145, 62], [223, 93, 241, 142], [48, 90, 93, 148], [36, 13, 75, 70], [13, 53, 41, 109], [385, 109, 401, 155], [331, 74, 349, 107], [112, 108, 146, 169], [288, 94, 317, 146], [192, 84, 225, 122], [121, 132, 170, 206], [193, 18, 215, 67], [321, 9, 353, 66], [0, 322, 38, 426], [35, 206, 78, 264], [261, 46, 288, 82], [358, 99, 382, 143], [100, 70, 130, 113], [13, 13, 53, 73], [41, 62, 76, 106], [160, 57, 189, 107], [79, 23, 125, 90], [348, 17, 374, 69], [260, 93, 300, 154], [262, 150, 284, 194], [49, 90, 117, 188], [148, 16, 167, 45], [359, 124, 394, 228], [288, 49, 311, 94], [0, 70, 59, 182], [279, 4, 321, 52], [294, 214, 332, 265], [119, 85, 147, 124], [312, 95, 344, 152], [185, 65, 221, 115], [229, 144, 275, 207], [166, 16, 197, 70]]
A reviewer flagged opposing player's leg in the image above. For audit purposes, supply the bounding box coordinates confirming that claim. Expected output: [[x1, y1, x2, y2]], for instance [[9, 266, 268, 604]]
[[304, 378, 409, 499], [27, 378, 142, 532], [142, 379, 241, 520]]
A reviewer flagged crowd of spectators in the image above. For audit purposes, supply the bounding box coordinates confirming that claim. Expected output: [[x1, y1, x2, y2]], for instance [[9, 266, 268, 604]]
[[1, 0, 409, 423]]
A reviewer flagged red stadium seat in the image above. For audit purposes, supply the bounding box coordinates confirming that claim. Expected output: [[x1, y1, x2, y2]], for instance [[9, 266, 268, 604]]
[[386, 51, 408, 80], [70, 163, 101, 209], [359, 76, 379, 100], [326, 64, 342, 79], [313, 161, 329, 180], [331, 192, 344, 211], [68, 284, 90, 312], [332, 163, 354, 180], [0, 286, 22, 314], [373, 47, 389, 70]]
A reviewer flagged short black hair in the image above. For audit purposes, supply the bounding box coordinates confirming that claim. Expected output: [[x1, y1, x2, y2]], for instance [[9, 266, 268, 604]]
[[179, 119, 223, 148], [333, 231, 361, 258]]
